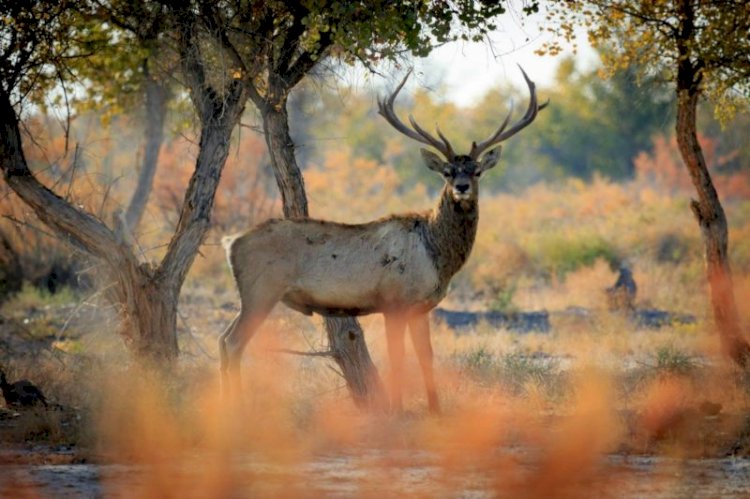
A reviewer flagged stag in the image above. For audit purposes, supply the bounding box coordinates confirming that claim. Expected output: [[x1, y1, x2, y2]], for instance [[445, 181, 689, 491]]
[[220, 68, 546, 413]]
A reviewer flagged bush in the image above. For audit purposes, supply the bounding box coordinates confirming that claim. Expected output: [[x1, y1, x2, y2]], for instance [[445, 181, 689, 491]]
[[455, 348, 565, 397], [532, 233, 619, 279]]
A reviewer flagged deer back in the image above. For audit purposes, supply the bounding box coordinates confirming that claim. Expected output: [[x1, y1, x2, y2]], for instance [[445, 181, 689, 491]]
[[225, 216, 443, 315]]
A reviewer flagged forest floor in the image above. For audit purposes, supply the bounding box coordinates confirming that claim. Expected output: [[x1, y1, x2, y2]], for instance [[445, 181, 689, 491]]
[[1, 287, 750, 497]]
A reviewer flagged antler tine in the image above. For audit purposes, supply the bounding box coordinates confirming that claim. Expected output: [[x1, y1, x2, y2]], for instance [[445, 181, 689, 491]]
[[470, 101, 514, 158], [470, 65, 547, 159], [435, 126, 456, 159], [378, 70, 454, 159], [408, 115, 455, 159]]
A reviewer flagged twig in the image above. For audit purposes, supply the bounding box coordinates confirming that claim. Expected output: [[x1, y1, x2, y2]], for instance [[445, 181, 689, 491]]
[[64, 143, 81, 201], [2, 214, 59, 240], [98, 173, 125, 220], [177, 309, 215, 360], [272, 347, 335, 358], [239, 122, 264, 134], [326, 364, 344, 379], [56, 283, 115, 341]]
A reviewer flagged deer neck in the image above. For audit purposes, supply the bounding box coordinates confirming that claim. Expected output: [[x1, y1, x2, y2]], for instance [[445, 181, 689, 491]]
[[424, 185, 479, 285]]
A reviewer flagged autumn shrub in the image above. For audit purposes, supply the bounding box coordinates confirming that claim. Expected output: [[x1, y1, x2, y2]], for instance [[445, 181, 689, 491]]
[[730, 210, 750, 272], [634, 133, 750, 199], [0, 185, 91, 295], [651, 345, 699, 376]]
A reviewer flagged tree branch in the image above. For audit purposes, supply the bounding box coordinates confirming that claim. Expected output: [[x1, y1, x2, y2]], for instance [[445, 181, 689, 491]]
[[589, 0, 679, 36], [272, 348, 337, 358], [0, 89, 124, 264]]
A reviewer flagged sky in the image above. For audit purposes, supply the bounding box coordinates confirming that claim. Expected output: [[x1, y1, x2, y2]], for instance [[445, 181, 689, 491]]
[[343, 6, 597, 108], [422, 8, 597, 106]]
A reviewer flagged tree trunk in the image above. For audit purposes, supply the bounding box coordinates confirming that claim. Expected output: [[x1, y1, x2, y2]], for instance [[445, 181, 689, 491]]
[[324, 317, 388, 410], [675, 85, 750, 367], [110, 259, 180, 363], [261, 101, 387, 410], [122, 66, 169, 236], [0, 229, 22, 303]]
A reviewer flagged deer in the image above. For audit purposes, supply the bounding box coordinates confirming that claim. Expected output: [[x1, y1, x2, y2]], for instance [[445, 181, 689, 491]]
[[219, 67, 546, 413]]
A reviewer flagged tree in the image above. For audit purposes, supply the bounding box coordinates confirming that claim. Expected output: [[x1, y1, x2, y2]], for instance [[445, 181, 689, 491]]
[[524, 56, 672, 180], [0, 1, 252, 363], [25, 2, 175, 241], [545, 1, 750, 365]]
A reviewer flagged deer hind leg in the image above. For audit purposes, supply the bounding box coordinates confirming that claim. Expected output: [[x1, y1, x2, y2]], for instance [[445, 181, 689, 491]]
[[219, 287, 280, 399], [219, 314, 240, 395], [408, 313, 440, 414], [384, 313, 407, 413]]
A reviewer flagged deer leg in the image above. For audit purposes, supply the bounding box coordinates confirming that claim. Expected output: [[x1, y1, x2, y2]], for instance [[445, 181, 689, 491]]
[[221, 298, 276, 399], [384, 313, 407, 413], [219, 314, 240, 396], [409, 313, 440, 414]]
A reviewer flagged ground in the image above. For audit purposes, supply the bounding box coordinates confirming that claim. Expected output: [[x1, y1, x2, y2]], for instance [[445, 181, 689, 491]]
[[1, 283, 750, 497]]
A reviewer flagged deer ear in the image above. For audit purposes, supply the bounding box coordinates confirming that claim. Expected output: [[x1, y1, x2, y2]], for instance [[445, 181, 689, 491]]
[[479, 147, 501, 172], [421, 148, 445, 173]]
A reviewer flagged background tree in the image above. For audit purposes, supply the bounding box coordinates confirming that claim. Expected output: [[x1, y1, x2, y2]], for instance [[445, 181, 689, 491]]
[[525, 56, 673, 181], [0, 1, 252, 363], [544, 0, 750, 365]]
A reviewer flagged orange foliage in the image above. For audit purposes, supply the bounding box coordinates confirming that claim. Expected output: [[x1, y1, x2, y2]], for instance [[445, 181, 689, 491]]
[[306, 147, 429, 223], [634, 134, 750, 199], [0, 115, 125, 279], [152, 131, 279, 235]]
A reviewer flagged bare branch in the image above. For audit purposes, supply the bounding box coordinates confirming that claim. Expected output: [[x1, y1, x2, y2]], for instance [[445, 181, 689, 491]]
[[272, 348, 336, 358]]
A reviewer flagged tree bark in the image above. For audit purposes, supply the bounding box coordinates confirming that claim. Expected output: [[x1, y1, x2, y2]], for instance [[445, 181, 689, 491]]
[[675, 88, 750, 366], [674, 64, 750, 367], [261, 101, 387, 410], [0, 229, 22, 303], [324, 317, 388, 410]]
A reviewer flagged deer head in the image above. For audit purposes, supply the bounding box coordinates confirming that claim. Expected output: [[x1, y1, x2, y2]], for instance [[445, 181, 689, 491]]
[[378, 66, 547, 203]]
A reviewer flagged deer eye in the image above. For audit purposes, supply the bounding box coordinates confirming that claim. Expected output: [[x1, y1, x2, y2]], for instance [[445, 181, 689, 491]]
[[475, 170, 482, 178], [442, 170, 452, 178]]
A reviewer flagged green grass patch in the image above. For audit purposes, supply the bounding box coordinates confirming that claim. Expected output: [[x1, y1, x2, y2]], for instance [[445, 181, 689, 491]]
[[527, 232, 619, 279], [1, 282, 77, 313], [455, 347, 566, 398]]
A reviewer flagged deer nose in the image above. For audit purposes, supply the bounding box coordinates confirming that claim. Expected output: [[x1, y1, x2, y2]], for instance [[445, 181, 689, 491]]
[[455, 183, 470, 193]]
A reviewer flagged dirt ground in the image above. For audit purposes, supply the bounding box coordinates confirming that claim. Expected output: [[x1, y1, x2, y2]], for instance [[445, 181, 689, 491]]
[[2, 295, 750, 497], [1, 441, 750, 498], [2, 397, 750, 498]]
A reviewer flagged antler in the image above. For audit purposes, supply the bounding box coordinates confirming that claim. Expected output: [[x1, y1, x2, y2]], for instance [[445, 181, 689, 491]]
[[469, 65, 548, 160], [378, 70, 455, 160]]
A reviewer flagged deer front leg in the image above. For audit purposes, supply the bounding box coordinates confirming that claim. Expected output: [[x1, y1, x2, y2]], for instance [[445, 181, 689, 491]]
[[409, 313, 440, 414], [384, 313, 407, 413]]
